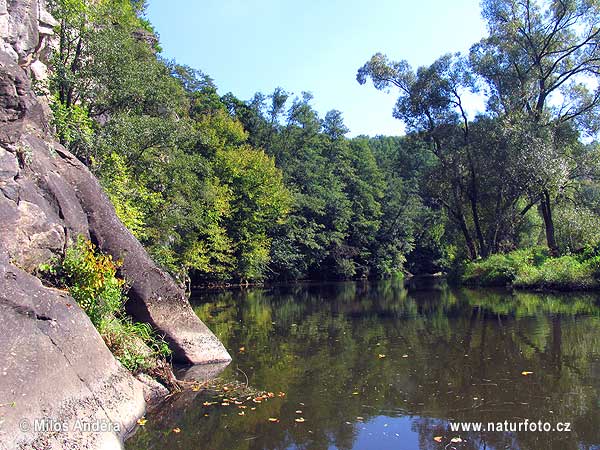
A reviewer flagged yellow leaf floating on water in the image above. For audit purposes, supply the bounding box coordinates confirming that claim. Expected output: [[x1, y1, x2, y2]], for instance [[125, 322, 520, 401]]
[[172, 428, 181, 433], [521, 371, 534, 376], [296, 410, 303, 414], [238, 412, 245, 416], [352, 392, 360, 395], [277, 392, 286, 398], [136, 417, 147, 426], [239, 346, 245, 353], [268, 418, 280, 423], [295, 417, 306, 423], [378, 354, 386, 359], [402, 354, 409, 358], [433, 436, 443, 443]]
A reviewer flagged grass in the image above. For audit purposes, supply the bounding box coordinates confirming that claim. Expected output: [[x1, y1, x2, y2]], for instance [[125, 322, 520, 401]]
[[462, 247, 600, 290], [40, 237, 171, 373]]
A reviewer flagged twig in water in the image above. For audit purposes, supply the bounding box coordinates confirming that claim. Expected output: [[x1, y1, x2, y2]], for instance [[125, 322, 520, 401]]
[[237, 366, 249, 389]]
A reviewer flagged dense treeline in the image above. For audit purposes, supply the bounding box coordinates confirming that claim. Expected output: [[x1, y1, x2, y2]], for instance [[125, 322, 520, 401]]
[[46, 0, 442, 284], [358, 0, 600, 262], [46, 0, 600, 286]]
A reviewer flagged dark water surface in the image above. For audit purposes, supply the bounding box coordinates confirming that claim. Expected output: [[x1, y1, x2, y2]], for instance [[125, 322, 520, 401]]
[[126, 281, 600, 450]]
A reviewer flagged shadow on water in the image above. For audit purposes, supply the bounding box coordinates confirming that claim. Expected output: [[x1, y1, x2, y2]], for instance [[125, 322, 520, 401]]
[[126, 280, 600, 450]]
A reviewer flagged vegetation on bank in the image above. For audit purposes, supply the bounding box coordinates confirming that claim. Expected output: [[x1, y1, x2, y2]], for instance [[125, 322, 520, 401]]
[[43, 0, 600, 290], [463, 247, 600, 290], [40, 238, 171, 373]]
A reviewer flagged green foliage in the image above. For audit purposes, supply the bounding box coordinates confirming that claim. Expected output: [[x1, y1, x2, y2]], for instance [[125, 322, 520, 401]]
[[61, 238, 125, 327], [463, 247, 600, 290], [50, 97, 94, 160], [46, 0, 600, 287], [43, 238, 170, 372]]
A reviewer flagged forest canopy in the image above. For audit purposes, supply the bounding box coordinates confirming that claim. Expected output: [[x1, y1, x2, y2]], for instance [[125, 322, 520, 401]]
[[46, 0, 600, 285]]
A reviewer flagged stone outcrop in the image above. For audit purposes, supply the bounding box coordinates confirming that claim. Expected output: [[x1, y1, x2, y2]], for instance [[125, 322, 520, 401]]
[[0, 254, 145, 449], [0, 1, 230, 448]]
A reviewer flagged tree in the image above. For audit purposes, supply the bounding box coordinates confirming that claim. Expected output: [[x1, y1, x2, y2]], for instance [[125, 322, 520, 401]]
[[357, 53, 490, 259], [470, 0, 600, 255]]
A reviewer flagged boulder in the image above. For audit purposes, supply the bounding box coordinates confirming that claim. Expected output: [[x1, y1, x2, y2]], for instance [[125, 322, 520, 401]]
[[0, 1, 230, 367], [0, 255, 145, 449], [0, 1, 231, 448]]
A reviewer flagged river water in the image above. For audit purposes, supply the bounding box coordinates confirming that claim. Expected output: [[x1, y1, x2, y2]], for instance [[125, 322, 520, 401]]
[[126, 280, 600, 450]]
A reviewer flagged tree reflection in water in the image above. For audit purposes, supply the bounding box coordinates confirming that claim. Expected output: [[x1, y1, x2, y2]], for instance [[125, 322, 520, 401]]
[[126, 281, 600, 450]]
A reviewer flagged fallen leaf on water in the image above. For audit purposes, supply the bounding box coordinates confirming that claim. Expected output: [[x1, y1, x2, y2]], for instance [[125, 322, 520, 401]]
[[136, 418, 147, 426], [402, 354, 409, 358], [239, 346, 245, 353], [268, 418, 280, 423], [356, 416, 364, 421], [223, 386, 230, 392], [378, 354, 386, 359], [296, 410, 303, 414], [450, 437, 463, 443], [203, 401, 216, 406], [172, 428, 181, 433], [295, 417, 306, 423], [277, 392, 286, 397], [238, 405, 247, 409], [238, 412, 245, 416], [352, 392, 360, 395], [521, 371, 534, 376], [433, 436, 443, 443], [267, 392, 275, 398], [221, 402, 230, 406], [251, 407, 256, 411]]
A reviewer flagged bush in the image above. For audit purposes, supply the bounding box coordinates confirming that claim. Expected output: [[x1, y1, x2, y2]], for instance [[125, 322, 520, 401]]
[[41, 237, 171, 372], [462, 247, 549, 286], [514, 255, 599, 290], [463, 247, 599, 290]]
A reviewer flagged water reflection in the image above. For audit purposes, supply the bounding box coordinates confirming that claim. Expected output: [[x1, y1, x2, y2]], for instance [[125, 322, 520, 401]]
[[126, 281, 600, 450]]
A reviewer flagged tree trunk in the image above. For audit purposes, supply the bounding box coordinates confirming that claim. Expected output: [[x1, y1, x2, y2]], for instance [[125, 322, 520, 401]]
[[540, 190, 559, 256]]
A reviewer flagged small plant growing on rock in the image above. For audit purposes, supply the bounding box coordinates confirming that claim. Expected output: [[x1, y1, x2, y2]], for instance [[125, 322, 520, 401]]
[[41, 237, 171, 372]]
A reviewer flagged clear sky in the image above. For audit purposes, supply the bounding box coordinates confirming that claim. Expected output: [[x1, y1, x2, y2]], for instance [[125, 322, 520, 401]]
[[146, 0, 487, 137]]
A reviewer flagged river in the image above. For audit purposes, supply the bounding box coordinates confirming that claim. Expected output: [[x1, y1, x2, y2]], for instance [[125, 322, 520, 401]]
[[126, 280, 600, 450]]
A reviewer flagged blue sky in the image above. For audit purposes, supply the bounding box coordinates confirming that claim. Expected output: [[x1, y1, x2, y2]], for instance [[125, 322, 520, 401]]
[[147, 0, 487, 137]]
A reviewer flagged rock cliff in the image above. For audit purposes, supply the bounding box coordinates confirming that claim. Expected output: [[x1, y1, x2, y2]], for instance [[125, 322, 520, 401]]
[[0, 1, 231, 448]]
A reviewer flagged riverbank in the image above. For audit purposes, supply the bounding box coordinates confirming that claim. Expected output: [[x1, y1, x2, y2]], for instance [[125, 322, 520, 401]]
[[462, 247, 600, 291]]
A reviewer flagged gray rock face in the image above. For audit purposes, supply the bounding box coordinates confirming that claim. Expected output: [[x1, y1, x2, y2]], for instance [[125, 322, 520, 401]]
[[0, 255, 145, 449], [0, 1, 230, 448]]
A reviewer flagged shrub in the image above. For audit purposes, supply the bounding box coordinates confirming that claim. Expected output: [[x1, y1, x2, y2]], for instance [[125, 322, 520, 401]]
[[462, 247, 548, 286], [514, 255, 598, 290], [42, 237, 171, 372], [461, 247, 600, 290]]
